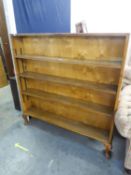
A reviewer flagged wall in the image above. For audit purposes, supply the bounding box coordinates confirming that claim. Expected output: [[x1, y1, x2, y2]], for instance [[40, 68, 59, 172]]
[[71, 0, 131, 33], [3, 0, 16, 34]]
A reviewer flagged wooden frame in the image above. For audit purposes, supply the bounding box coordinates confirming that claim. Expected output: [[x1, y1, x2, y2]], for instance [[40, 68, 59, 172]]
[[0, 55, 8, 87], [0, 0, 14, 77], [11, 33, 129, 158]]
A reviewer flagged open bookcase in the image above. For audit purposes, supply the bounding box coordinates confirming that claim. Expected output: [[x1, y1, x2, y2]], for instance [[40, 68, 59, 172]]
[[11, 33, 129, 158]]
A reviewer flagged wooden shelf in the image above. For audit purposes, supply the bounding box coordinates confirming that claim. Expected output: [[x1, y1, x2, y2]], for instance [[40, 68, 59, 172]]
[[22, 88, 113, 117], [19, 72, 117, 95], [25, 107, 109, 144], [15, 55, 121, 69]]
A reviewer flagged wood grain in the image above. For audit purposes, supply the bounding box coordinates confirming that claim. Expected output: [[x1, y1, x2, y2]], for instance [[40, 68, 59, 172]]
[[22, 89, 112, 130], [19, 72, 116, 107], [24, 59, 120, 85], [21, 36, 125, 60], [25, 107, 109, 144], [0, 55, 8, 87]]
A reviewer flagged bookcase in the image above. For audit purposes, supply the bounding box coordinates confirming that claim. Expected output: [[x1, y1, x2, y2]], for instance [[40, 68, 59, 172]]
[[11, 33, 129, 158]]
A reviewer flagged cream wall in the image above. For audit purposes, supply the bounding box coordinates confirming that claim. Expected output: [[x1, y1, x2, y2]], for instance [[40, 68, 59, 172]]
[[71, 0, 131, 33], [3, 0, 16, 34]]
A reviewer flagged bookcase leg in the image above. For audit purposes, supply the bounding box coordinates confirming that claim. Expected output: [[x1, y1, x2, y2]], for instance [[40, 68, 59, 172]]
[[105, 144, 111, 159], [22, 115, 30, 125]]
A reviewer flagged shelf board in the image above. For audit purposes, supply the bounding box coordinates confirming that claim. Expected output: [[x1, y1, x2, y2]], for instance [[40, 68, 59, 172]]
[[22, 89, 113, 117], [25, 107, 109, 144], [15, 55, 121, 69], [19, 72, 117, 95]]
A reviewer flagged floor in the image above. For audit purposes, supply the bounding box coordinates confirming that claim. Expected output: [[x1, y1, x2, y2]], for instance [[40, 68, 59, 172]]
[[0, 85, 128, 175]]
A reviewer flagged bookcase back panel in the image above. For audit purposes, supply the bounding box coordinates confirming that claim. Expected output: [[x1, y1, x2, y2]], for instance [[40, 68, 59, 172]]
[[28, 97, 112, 130], [26, 79, 116, 107], [14, 36, 125, 60], [24, 60, 120, 85]]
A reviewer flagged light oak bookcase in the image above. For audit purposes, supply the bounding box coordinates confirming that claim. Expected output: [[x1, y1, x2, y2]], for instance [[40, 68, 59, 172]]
[[11, 33, 129, 158]]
